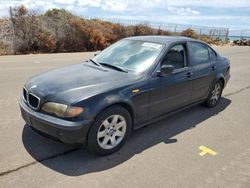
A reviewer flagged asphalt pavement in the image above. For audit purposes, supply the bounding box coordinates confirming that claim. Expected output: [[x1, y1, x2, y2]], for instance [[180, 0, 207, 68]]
[[0, 47, 250, 188]]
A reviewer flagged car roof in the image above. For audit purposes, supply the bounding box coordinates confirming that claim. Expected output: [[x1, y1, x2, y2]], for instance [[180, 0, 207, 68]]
[[126, 35, 199, 44]]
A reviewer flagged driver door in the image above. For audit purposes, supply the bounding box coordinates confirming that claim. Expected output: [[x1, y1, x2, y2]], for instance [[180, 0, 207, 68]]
[[148, 43, 193, 119]]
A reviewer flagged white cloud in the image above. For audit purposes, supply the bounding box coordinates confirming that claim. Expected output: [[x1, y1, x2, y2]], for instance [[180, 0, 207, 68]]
[[77, 0, 102, 7], [54, 0, 76, 5], [101, 1, 127, 12], [164, 0, 250, 8], [168, 7, 200, 16], [0, 0, 249, 29], [1, 0, 250, 16], [0, 0, 130, 16]]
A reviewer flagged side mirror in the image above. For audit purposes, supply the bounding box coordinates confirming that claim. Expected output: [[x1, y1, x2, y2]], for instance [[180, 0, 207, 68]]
[[157, 65, 174, 76]]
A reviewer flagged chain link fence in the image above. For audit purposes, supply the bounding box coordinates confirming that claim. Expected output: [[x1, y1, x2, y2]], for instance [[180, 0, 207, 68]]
[[228, 30, 250, 40], [85, 17, 230, 41], [91, 17, 250, 42]]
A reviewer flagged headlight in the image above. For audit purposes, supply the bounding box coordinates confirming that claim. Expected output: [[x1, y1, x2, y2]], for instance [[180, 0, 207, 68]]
[[41, 102, 83, 118]]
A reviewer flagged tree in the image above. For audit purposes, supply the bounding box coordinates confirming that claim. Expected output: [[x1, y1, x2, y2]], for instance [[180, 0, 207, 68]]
[[157, 27, 171, 35], [89, 29, 107, 50], [43, 8, 75, 51], [133, 24, 155, 36], [36, 31, 56, 52], [180, 28, 198, 39], [9, 5, 41, 52]]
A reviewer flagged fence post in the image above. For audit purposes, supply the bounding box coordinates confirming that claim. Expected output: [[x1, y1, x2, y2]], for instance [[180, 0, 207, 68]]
[[226, 29, 229, 42], [9, 6, 16, 55], [240, 30, 243, 39]]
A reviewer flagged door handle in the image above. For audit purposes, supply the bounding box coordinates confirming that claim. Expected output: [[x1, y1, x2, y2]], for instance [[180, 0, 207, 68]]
[[211, 66, 216, 71], [186, 72, 193, 78]]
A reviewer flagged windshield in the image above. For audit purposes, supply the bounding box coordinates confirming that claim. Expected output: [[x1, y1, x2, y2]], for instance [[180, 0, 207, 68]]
[[93, 39, 165, 73]]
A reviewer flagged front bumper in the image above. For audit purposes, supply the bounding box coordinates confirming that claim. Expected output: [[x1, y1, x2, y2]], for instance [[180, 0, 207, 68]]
[[19, 98, 93, 144]]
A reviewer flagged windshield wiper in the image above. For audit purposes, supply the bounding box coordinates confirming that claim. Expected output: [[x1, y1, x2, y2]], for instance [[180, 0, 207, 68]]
[[89, 59, 102, 67], [100, 63, 128, 73]]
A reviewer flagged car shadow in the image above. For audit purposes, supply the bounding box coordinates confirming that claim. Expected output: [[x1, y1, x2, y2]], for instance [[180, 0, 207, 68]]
[[22, 97, 231, 176]]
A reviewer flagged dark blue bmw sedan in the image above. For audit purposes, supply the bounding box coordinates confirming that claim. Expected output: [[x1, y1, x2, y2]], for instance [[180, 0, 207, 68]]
[[20, 36, 230, 155]]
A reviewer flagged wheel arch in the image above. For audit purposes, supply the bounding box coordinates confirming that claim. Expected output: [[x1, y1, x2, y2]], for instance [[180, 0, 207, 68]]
[[88, 94, 135, 128], [205, 74, 225, 99], [215, 73, 225, 88], [97, 102, 134, 125]]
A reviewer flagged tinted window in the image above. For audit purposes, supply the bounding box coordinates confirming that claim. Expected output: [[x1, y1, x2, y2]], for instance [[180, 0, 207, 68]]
[[191, 42, 209, 64], [208, 47, 217, 61], [162, 44, 186, 70]]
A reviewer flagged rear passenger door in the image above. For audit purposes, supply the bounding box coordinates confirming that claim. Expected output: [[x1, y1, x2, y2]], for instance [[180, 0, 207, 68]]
[[190, 42, 216, 100]]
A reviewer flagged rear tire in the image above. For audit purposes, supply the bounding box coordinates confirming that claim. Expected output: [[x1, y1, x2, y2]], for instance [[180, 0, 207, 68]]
[[87, 105, 132, 155], [205, 80, 223, 108]]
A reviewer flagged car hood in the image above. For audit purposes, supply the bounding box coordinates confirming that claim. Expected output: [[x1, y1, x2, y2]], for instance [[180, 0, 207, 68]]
[[25, 62, 142, 104]]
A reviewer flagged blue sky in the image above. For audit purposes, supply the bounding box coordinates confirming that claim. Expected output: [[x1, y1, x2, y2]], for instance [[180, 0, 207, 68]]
[[0, 0, 250, 30]]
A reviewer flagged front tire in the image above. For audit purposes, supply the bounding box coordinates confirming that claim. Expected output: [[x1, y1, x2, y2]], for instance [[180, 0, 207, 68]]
[[205, 80, 223, 107], [87, 106, 132, 155]]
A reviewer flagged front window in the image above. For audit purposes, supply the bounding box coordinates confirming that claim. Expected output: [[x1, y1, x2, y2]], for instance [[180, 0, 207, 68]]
[[161, 44, 187, 70], [93, 40, 165, 73]]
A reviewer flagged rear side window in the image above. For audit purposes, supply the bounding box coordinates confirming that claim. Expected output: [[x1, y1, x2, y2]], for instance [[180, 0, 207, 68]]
[[208, 47, 217, 61], [191, 42, 209, 65]]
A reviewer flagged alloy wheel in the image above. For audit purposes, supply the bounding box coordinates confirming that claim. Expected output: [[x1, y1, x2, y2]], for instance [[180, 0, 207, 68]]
[[210, 82, 222, 105], [97, 114, 127, 150]]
